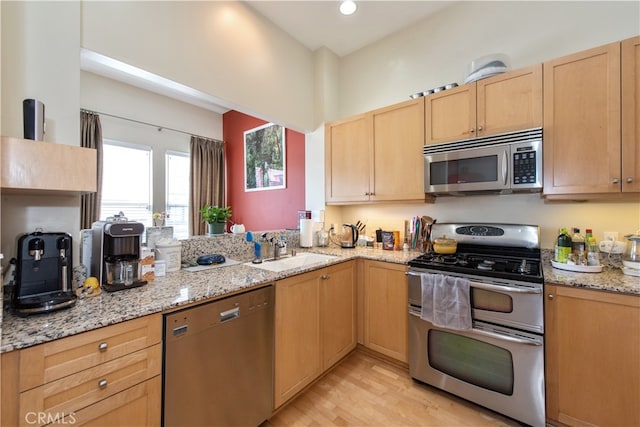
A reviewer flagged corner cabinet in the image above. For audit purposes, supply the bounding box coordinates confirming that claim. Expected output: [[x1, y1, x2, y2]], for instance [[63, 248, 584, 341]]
[[0, 314, 162, 427], [274, 260, 356, 408], [425, 64, 542, 145], [543, 37, 640, 199], [325, 98, 427, 204], [1, 136, 97, 194], [362, 260, 408, 363], [545, 285, 640, 426]]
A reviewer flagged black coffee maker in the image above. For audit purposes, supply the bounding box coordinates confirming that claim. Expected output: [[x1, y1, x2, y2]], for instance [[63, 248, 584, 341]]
[[13, 231, 76, 316], [91, 217, 147, 292]]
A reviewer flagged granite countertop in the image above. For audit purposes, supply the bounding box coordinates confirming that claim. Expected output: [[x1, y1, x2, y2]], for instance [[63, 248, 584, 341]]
[[3, 244, 637, 353], [541, 250, 640, 295], [543, 262, 640, 295], [0, 246, 417, 353]]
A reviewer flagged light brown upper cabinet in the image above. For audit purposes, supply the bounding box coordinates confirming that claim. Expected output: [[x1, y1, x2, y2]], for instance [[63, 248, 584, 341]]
[[425, 64, 542, 145], [622, 35, 640, 193], [1, 137, 97, 195], [543, 38, 640, 199], [369, 98, 425, 202], [325, 113, 370, 203], [325, 98, 426, 204]]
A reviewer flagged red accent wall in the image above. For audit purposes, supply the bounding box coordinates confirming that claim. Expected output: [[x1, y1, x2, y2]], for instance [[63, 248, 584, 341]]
[[223, 110, 305, 231]]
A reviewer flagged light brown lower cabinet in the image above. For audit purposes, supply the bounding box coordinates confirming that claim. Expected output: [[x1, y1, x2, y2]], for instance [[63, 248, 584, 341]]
[[545, 284, 640, 426], [1, 314, 162, 427], [362, 260, 408, 363], [274, 260, 356, 409]]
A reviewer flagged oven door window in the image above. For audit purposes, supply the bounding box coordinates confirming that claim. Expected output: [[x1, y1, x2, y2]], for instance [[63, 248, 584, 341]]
[[472, 288, 513, 313], [428, 329, 514, 395]]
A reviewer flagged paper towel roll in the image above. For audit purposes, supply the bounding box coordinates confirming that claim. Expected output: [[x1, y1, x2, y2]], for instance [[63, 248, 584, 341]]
[[300, 219, 314, 248]]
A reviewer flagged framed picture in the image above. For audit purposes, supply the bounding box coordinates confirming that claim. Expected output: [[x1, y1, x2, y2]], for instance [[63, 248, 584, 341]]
[[244, 122, 286, 191]]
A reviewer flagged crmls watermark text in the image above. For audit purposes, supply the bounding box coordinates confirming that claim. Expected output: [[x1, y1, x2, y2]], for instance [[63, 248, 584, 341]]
[[25, 412, 77, 424]]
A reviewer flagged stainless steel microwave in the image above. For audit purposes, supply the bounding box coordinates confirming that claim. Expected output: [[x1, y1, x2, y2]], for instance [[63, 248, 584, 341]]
[[423, 128, 542, 195]]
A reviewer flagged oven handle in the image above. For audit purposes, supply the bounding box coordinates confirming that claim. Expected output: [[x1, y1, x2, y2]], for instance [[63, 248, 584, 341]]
[[501, 148, 508, 185], [468, 280, 541, 294], [408, 310, 542, 346], [470, 327, 543, 346], [406, 271, 541, 294]]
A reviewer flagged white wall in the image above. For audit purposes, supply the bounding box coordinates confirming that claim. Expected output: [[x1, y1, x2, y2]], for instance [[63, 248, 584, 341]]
[[1, 1, 80, 144], [80, 1, 315, 133], [322, 1, 640, 250], [1, 2, 82, 263], [337, 1, 640, 117]]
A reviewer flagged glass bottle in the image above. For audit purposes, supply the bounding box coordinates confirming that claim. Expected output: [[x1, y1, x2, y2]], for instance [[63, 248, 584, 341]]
[[587, 237, 599, 266]]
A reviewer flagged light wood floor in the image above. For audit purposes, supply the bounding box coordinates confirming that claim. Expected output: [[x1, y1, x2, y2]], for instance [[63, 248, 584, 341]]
[[267, 350, 523, 427]]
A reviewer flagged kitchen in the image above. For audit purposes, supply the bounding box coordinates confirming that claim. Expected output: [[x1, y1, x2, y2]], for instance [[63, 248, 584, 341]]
[[1, 1, 640, 426]]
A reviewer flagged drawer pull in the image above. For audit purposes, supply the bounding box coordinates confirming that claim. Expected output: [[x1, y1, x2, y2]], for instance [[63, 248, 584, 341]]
[[98, 342, 108, 352], [98, 379, 108, 389]]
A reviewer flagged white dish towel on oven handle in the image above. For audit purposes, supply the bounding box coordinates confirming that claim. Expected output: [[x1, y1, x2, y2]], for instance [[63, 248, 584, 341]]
[[420, 273, 472, 330]]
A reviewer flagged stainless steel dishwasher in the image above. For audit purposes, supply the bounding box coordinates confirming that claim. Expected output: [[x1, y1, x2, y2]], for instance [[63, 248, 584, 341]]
[[163, 285, 274, 427]]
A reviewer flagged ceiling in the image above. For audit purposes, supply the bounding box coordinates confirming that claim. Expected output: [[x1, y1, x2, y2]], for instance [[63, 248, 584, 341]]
[[245, 1, 454, 57], [82, 1, 456, 115]]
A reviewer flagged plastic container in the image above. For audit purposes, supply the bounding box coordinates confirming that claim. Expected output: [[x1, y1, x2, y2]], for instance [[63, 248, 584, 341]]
[[555, 228, 572, 263], [571, 228, 585, 260], [155, 239, 182, 272], [155, 260, 167, 277]]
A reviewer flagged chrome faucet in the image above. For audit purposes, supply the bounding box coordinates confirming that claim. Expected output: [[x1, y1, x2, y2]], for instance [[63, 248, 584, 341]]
[[270, 236, 286, 260]]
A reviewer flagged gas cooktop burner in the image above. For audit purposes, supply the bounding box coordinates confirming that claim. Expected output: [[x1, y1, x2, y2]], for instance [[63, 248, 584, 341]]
[[408, 251, 542, 283]]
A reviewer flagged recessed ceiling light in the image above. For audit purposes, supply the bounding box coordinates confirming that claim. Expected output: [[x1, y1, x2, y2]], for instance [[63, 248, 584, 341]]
[[339, 0, 357, 16]]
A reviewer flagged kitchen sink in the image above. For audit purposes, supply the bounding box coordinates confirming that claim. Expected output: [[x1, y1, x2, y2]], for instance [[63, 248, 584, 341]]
[[245, 252, 337, 272]]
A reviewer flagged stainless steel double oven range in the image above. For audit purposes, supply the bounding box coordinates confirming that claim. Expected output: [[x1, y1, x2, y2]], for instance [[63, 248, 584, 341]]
[[408, 223, 545, 427]]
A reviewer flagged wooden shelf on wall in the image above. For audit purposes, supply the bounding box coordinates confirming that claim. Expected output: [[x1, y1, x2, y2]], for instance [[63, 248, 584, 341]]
[[1, 136, 97, 195]]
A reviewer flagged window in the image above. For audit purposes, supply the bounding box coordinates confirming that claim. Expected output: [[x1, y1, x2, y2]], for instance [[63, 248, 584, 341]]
[[100, 140, 153, 227], [166, 151, 190, 240]]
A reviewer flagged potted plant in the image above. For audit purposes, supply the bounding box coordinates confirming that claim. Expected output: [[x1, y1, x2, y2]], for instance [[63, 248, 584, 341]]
[[200, 204, 232, 235]]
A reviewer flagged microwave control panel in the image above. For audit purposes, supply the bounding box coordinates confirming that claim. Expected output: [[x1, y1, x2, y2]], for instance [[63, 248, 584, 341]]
[[511, 140, 542, 189], [513, 150, 537, 184]]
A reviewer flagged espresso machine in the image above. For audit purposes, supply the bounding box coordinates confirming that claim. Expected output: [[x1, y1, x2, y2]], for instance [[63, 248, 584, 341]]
[[13, 231, 76, 316], [91, 217, 147, 292]]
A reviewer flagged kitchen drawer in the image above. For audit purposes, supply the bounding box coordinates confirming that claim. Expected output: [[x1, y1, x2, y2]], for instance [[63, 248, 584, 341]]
[[19, 314, 161, 391], [19, 344, 161, 426], [58, 376, 161, 427]]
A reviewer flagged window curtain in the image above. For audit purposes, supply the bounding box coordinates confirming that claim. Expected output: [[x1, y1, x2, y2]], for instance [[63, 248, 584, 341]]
[[80, 111, 103, 229], [190, 136, 225, 236]]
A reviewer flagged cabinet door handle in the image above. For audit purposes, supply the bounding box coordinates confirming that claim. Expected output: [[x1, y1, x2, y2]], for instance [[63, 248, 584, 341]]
[[613, 178, 620, 184], [98, 342, 108, 352], [547, 294, 554, 300], [627, 177, 634, 183], [478, 125, 483, 131], [470, 127, 475, 133], [321, 274, 330, 280], [98, 379, 108, 389]]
